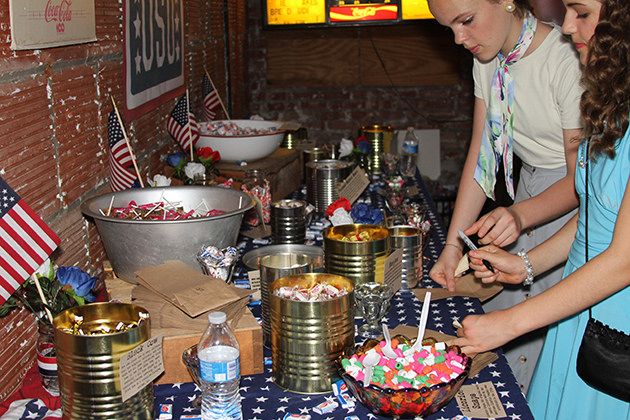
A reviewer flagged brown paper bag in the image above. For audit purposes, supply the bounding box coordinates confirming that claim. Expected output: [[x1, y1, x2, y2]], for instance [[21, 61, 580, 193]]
[[414, 273, 503, 303], [135, 261, 250, 317]]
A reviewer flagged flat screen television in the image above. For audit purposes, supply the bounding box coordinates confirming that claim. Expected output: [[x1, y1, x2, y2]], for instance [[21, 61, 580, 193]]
[[263, 0, 433, 27]]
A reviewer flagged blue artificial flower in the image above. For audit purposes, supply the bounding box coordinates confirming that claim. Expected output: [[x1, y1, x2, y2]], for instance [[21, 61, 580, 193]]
[[166, 152, 186, 168], [369, 208, 384, 224], [56, 266, 97, 302], [352, 203, 384, 224], [356, 140, 371, 155]]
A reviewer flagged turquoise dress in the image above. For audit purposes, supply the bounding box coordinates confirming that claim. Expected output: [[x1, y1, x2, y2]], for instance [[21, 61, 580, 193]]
[[528, 127, 630, 419]]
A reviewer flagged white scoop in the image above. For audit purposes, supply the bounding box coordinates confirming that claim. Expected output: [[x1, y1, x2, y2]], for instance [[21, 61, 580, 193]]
[[411, 291, 432, 352], [381, 324, 399, 359], [362, 351, 380, 387]]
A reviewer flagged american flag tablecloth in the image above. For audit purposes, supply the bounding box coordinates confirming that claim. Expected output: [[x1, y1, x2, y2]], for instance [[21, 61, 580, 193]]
[[154, 174, 534, 420]]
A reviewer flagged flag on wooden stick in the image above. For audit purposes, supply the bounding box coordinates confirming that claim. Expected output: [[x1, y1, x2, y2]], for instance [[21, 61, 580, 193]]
[[167, 94, 199, 152], [202, 73, 221, 120], [0, 177, 60, 305], [108, 110, 139, 191]]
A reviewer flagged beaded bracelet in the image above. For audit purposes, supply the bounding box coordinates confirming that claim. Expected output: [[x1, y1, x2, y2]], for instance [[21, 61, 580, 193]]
[[517, 249, 534, 286]]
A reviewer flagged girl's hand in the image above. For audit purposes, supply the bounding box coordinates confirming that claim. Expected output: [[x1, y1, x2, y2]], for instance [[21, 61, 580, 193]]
[[468, 245, 527, 285], [465, 207, 523, 246], [451, 310, 519, 356], [429, 244, 463, 291]]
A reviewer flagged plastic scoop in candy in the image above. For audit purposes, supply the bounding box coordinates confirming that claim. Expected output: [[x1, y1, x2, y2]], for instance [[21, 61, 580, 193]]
[[411, 291, 432, 352], [381, 324, 398, 359], [362, 351, 380, 387]]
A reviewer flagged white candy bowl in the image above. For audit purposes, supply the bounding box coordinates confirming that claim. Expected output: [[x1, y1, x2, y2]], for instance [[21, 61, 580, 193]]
[[196, 120, 284, 162]]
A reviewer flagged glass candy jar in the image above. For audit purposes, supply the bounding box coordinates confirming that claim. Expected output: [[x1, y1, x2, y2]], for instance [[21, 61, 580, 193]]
[[241, 169, 271, 227], [37, 322, 59, 396]]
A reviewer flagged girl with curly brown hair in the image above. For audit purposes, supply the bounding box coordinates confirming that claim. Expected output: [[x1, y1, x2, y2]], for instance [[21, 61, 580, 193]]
[[452, 0, 630, 417]]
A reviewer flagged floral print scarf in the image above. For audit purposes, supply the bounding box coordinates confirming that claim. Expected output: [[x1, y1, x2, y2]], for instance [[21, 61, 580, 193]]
[[474, 12, 538, 200]]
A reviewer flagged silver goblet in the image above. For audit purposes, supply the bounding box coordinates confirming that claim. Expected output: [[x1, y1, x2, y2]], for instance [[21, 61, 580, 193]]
[[354, 283, 394, 339]]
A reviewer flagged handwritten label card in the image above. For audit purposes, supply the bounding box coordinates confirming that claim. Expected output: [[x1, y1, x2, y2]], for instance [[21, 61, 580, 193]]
[[383, 249, 404, 294], [337, 166, 370, 204], [248, 270, 262, 301], [455, 382, 507, 419], [119, 336, 164, 402]]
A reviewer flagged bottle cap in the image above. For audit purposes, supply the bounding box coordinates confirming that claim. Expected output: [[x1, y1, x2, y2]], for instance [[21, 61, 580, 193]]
[[208, 311, 227, 324]]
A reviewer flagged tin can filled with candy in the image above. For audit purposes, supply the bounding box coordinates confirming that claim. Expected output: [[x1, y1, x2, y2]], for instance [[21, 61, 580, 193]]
[[270, 273, 355, 394]]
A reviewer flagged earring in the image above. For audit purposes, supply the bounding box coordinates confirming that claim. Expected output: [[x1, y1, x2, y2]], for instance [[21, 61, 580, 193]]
[[505, 2, 516, 12]]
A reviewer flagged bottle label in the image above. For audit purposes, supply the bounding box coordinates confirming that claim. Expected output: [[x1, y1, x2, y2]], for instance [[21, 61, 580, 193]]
[[403, 143, 418, 154], [200, 356, 240, 383]]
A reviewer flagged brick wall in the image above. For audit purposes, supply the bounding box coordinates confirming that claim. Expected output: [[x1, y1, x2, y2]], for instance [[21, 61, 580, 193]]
[[0, 1, 246, 274], [246, 1, 475, 189]]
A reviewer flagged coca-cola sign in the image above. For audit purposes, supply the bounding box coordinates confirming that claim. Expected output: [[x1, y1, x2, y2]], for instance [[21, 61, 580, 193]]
[[9, 0, 96, 50]]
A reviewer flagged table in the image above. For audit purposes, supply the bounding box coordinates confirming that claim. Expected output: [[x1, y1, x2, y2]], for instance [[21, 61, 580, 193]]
[[154, 173, 535, 420]]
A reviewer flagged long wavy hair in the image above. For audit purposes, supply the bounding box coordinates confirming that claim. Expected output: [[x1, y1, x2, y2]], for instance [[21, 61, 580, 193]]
[[581, 0, 630, 158]]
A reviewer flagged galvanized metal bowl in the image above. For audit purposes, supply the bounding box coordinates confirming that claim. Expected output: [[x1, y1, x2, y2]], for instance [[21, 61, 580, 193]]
[[81, 186, 254, 282]]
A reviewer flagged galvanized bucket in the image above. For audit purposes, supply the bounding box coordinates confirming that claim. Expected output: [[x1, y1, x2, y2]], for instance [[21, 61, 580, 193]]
[[270, 273, 355, 394], [271, 199, 307, 244], [306, 159, 353, 213], [389, 226, 423, 290], [324, 224, 390, 286], [260, 253, 313, 347], [53, 303, 152, 419]]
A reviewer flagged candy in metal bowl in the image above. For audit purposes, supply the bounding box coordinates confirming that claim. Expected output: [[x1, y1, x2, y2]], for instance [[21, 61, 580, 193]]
[[81, 186, 254, 282], [338, 335, 471, 419], [196, 120, 284, 162]]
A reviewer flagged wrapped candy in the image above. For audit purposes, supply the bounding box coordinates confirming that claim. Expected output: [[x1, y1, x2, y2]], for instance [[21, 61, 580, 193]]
[[274, 283, 348, 302], [197, 245, 239, 282]]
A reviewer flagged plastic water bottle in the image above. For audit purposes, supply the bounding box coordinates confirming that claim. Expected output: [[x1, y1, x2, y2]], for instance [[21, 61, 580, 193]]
[[400, 127, 420, 177], [198, 312, 242, 420]]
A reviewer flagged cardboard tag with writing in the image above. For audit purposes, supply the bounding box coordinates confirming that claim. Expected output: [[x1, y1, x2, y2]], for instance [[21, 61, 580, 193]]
[[337, 166, 370, 204], [119, 336, 164, 402], [383, 249, 404, 294], [455, 382, 507, 419], [248, 270, 262, 301]]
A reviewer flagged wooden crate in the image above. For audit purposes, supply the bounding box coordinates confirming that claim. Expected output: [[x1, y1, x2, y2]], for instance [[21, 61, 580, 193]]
[[155, 308, 263, 384], [216, 148, 301, 201]]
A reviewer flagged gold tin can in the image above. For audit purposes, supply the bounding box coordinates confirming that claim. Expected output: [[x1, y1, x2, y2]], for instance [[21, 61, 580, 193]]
[[53, 303, 152, 419], [324, 224, 390, 286], [270, 273, 355, 394], [360, 124, 394, 174]]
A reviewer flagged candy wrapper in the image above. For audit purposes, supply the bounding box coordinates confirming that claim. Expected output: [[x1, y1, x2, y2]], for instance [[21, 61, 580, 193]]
[[274, 283, 348, 302], [329, 207, 353, 226], [196, 245, 239, 282], [385, 175, 405, 191], [351, 202, 384, 225]]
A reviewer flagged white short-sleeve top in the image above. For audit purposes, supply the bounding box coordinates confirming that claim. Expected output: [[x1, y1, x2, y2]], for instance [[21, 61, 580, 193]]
[[473, 27, 583, 169]]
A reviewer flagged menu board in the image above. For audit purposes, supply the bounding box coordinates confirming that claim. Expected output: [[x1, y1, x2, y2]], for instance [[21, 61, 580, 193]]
[[264, 0, 432, 27]]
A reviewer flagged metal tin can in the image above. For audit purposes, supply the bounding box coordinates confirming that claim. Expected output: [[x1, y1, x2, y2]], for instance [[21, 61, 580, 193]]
[[360, 124, 394, 175], [301, 146, 330, 180], [306, 159, 353, 213], [260, 253, 313, 347], [271, 199, 307, 244], [323, 224, 390, 286], [53, 302, 152, 419], [389, 226, 423, 290], [270, 273, 355, 394]]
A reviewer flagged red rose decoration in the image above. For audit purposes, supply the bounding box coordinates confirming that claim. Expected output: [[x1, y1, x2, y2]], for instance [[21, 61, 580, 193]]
[[197, 147, 214, 160], [325, 197, 352, 217]]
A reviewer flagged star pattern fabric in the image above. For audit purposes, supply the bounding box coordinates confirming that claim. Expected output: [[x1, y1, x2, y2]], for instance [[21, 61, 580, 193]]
[[154, 172, 534, 419]]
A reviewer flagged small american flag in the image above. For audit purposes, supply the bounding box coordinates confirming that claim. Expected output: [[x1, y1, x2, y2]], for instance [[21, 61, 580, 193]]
[[0, 177, 60, 306], [202, 74, 221, 121], [167, 94, 199, 151], [108, 110, 138, 192]]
